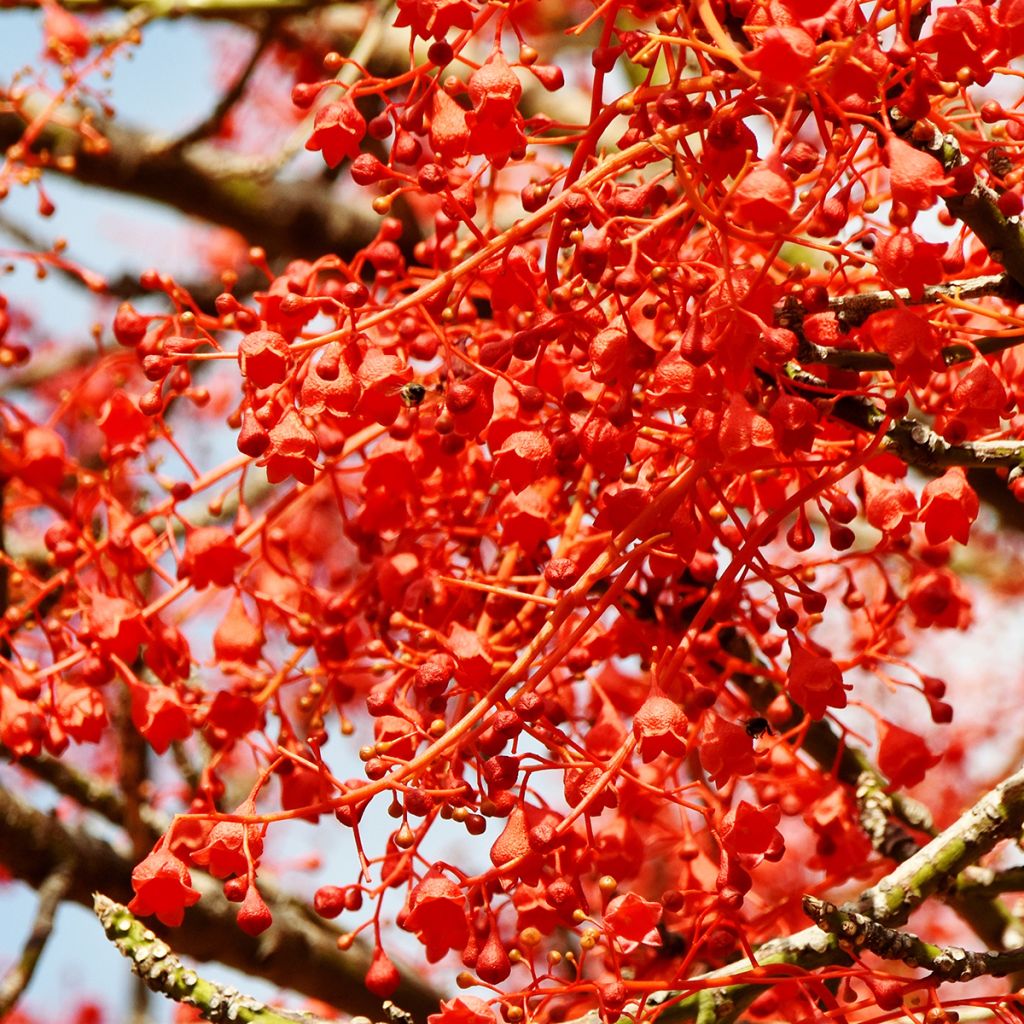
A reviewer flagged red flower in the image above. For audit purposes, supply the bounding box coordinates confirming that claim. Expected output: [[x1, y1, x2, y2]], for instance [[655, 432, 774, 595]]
[[0, 691, 47, 759], [260, 408, 319, 484], [98, 392, 150, 459], [603, 893, 662, 954], [874, 231, 946, 298], [18, 426, 66, 490], [202, 691, 263, 748], [177, 527, 247, 590], [787, 640, 849, 719], [130, 681, 193, 754], [191, 812, 266, 879], [429, 998, 496, 1024], [498, 487, 552, 551], [731, 161, 794, 230], [698, 713, 756, 786], [85, 593, 149, 662], [866, 308, 943, 386], [718, 393, 778, 470], [128, 846, 201, 927], [883, 137, 950, 214], [920, 468, 979, 546], [213, 596, 265, 665], [238, 330, 290, 389], [299, 357, 359, 415], [355, 350, 411, 425], [493, 430, 554, 493], [56, 684, 108, 744], [430, 90, 470, 162], [906, 567, 971, 630], [394, 0, 476, 40], [720, 801, 784, 865], [949, 360, 1007, 433], [632, 692, 688, 762], [305, 100, 366, 168], [877, 720, 941, 789], [448, 623, 494, 689], [403, 868, 470, 962], [747, 24, 816, 91], [861, 468, 917, 539]]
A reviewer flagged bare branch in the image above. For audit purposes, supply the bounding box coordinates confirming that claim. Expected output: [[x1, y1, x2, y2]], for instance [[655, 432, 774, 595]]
[[0, 96, 406, 263], [165, 22, 276, 153], [609, 761, 1024, 1022], [803, 896, 1024, 982], [0, 783, 443, 1021], [785, 365, 1024, 473], [0, 862, 74, 1017]]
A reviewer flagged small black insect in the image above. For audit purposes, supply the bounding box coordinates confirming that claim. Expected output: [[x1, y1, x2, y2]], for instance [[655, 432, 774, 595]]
[[401, 382, 427, 407], [745, 716, 773, 739]]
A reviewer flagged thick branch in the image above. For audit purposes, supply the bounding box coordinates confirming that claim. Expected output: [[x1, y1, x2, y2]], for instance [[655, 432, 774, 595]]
[[803, 897, 1024, 982], [786, 365, 1024, 472], [94, 895, 323, 1024], [623, 761, 1024, 1022], [2, 0, 342, 17], [776, 274, 1024, 333], [0, 98, 394, 263], [0, 784, 442, 1021]]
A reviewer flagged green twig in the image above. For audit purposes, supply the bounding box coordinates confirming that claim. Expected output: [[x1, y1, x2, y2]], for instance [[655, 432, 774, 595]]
[[93, 895, 324, 1024], [803, 896, 1024, 981]]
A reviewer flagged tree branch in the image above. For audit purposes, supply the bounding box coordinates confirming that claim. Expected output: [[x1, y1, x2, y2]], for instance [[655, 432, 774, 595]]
[[785, 365, 1024, 473], [0, 96, 398, 263], [94, 895, 325, 1024], [0, 861, 74, 1017], [803, 896, 1024, 982], [0, 783, 443, 1021], [620, 761, 1024, 1022]]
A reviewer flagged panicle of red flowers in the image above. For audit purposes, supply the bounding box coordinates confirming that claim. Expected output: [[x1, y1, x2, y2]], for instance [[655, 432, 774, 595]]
[[7, 0, 1024, 1020]]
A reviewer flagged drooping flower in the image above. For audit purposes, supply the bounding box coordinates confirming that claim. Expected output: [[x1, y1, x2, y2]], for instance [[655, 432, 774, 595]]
[[305, 100, 366, 168], [787, 640, 849, 719], [190, 812, 266, 879], [632, 692, 688, 762], [920, 468, 979, 546], [603, 893, 662, 954], [493, 430, 554, 493], [213, 596, 266, 665], [402, 868, 470, 962], [238, 330, 290, 389], [720, 801, 784, 865], [85, 593, 148, 662], [699, 713, 756, 786], [861, 468, 917, 540], [428, 998, 497, 1024], [731, 160, 795, 230], [884, 136, 950, 213], [130, 681, 193, 754], [877, 720, 941, 789], [177, 527, 247, 590], [128, 846, 201, 927], [261, 408, 319, 484], [394, 0, 476, 40]]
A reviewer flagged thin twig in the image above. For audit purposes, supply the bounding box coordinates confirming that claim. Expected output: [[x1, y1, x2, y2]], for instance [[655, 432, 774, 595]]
[[0, 861, 74, 1016], [165, 21, 276, 153]]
